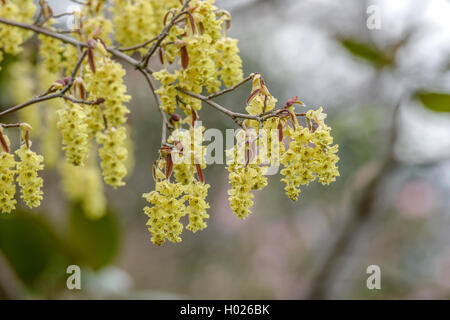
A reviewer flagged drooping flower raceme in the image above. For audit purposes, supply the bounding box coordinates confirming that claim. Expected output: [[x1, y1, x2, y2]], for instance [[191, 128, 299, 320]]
[[184, 181, 210, 233], [15, 145, 44, 208], [143, 180, 187, 246], [0, 150, 17, 214], [0, 0, 36, 68], [57, 102, 90, 166], [97, 127, 128, 189], [280, 108, 340, 201], [60, 156, 107, 220]]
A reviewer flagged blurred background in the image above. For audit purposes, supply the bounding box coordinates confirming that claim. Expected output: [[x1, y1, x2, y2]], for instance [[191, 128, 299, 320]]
[[0, 0, 449, 299]]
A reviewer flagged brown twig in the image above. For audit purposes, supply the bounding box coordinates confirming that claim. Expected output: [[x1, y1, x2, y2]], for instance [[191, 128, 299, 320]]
[[0, 17, 147, 73], [139, 70, 168, 144], [140, 0, 192, 69], [0, 50, 88, 118], [116, 36, 159, 52], [207, 74, 254, 99], [177, 87, 255, 121]]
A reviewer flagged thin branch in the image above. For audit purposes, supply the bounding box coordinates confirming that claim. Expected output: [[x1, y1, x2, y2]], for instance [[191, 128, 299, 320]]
[[116, 36, 158, 52], [61, 95, 104, 105], [141, 0, 192, 69], [207, 74, 254, 99], [52, 12, 75, 19], [177, 87, 256, 121], [139, 70, 168, 144], [0, 123, 22, 128], [0, 17, 148, 72], [0, 50, 88, 118], [69, 0, 87, 5]]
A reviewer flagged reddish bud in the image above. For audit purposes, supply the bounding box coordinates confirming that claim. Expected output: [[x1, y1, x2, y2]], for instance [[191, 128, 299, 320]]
[[289, 112, 297, 131], [174, 140, 184, 152], [225, 19, 231, 30], [180, 45, 189, 69], [58, 77, 71, 86], [191, 107, 198, 126], [87, 48, 96, 73], [186, 12, 196, 35], [165, 154, 173, 179], [91, 26, 102, 39], [246, 88, 260, 105], [0, 130, 10, 153], [195, 164, 204, 183], [285, 96, 298, 107], [277, 120, 283, 142], [170, 113, 181, 125], [158, 47, 164, 65], [285, 96, 305, 108], [95, 98, 105, 104]]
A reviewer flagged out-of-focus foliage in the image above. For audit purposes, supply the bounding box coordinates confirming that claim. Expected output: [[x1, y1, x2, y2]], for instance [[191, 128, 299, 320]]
[[68, 203, 120, 270], [339, 38, 394, 68], [416, 92, 450, 113]]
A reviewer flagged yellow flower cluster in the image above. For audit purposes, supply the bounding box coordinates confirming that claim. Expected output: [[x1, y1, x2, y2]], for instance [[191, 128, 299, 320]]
[[0, 0, 36, 64], [182, 34, 221, 93], [38, 21, 64, 74], [214, 37, 243, 87], [226, 134, 268, 219], [191, 0, 223, 42], [0, 151, 17, 213], [144, 124, 210, 245], [84, 55, 131, 133], [149, 0, 181, 33], [96, 127, 128, 189], [162, 25, 185, 64], [153, 69, 178, 114], [169, 125, 206, 184], [83, 48, 131, 187], [111, 0, 155, 52], [15, 145, 44, 208], [245, 74, 277, 117], [57, 102, 90, 166], [143, 178, 210, 246], [280, 108, 340, 201], [143, 180, 187, 246], [227, 165, 267, 219], [154, 0, 244, 116], [112, 0, 184, 53], [81, 2, 113, 46], [184, 181, 210, 232], [60, 157, 107, 220], [0, 129, 45, 213]]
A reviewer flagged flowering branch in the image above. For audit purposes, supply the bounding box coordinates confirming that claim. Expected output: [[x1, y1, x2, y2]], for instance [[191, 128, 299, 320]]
[[177, 86, 308, 127], [140, 0, 192, 69], [0, 50, 99, 117], [116, 36, 159, 52], [0, 17, 146, 72]]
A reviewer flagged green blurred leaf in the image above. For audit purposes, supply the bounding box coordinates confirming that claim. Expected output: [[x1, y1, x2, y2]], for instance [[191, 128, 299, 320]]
[[68, 203, 120, 270], [339, 39, 393, 68], [416, 91, 450, 113], [0, 210, 66, 287]]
